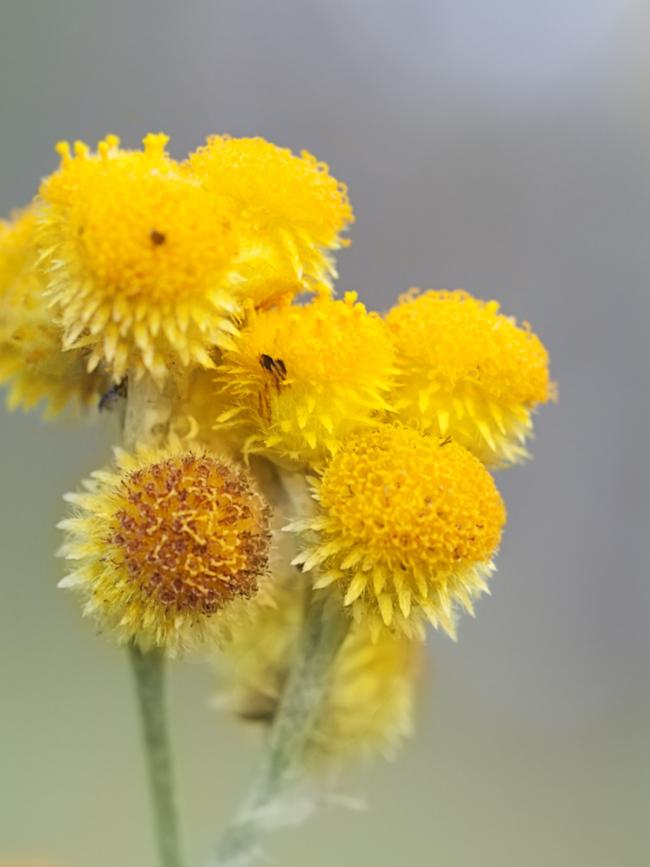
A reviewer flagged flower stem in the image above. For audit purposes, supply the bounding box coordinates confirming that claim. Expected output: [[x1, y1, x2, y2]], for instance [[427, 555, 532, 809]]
[[129, 643, 184, 867], [212, 589, 349, 867]]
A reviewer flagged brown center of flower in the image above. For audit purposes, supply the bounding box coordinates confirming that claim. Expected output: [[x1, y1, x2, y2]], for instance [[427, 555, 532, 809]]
[[107, 454, 271, 616]]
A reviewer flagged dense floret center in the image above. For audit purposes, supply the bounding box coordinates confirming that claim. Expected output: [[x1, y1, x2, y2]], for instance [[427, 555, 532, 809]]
[[107, 455, 270, 615]]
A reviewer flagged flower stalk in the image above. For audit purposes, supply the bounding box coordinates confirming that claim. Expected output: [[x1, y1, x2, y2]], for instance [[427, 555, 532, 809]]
[[129, 644, 184, 867], [213, 588, 350, 867], [124, 375, 184, 867]]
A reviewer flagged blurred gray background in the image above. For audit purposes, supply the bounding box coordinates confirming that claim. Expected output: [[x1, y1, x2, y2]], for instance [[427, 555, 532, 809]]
[[1, 1, 648, 865]]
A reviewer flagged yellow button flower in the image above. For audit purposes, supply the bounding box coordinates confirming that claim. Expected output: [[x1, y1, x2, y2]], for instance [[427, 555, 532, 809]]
[[0, 205, 107, 415], [213, 293, 397, 466], [39, 134, 240, 384], [290, 424, 506, 639], [386, 289, 553, 466], [58, 445, 272, 655], [188, 135, 354, 305]]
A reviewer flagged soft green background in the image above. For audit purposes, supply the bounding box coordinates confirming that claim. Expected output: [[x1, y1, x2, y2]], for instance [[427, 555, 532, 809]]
[[1, 1, 648, 865]]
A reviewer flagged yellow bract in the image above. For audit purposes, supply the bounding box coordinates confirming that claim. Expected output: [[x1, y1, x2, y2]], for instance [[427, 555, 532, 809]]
[[386, 289, 553, 466], [188, 135, 354, 304], [0, 206, 107, 415], [39, 134, 240, 384], [220, 579, 418, 762], [213, 293, 397, 466], [58, 444, 271, 655], [291, 424, 506, 639]]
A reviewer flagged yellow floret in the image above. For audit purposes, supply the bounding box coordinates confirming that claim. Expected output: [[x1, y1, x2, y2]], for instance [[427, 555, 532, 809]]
[[290, 424, 506, 639], [188, 135, 354, 305], [58, 444, 272, 655], [0, 206, 107, 415], [219, 579, 418, 762], [213, 293, 397, 466], [38, 134, 240, 384], [386, 289, 553, 466]]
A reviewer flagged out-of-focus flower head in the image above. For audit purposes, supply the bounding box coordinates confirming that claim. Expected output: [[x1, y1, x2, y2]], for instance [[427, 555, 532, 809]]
[[213, 292, 396, 466], [218, 579, 418, 762], [290, 424, 506, 639], [187, 135, 354, 305], [58, 444, 272, 655], [0, 206, 107, 415], [386, 289, 553, 466]]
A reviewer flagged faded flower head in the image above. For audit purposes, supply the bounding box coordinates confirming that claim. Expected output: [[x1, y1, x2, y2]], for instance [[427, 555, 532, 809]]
[[386, 289, 553, 466], [39, 133, 240, 384], [220, 580, 418, 762], [214, 292, 396, 465], [0, 205, 106, 415], [291, 424, 506, 639], [58, 444, 272, 654]]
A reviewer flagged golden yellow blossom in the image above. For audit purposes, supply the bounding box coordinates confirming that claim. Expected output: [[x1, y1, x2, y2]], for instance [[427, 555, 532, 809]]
[[188, 135, 354, 306], [290, 424, 506, 639], [213, 293, 396, 465], [0, 206, 106, 415], [220, 580, 418, 761], [386, 289, 553, 466], [38, 134, 240, 384], [58, 444, 271, 654]]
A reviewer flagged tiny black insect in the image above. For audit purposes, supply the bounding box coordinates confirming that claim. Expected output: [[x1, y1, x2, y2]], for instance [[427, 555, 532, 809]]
[[259, 354, 287, 380], [98, 378, 128, 412], [439, 435, 452, 447]]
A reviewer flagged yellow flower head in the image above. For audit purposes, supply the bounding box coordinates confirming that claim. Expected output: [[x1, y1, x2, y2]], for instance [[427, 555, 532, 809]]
[[219, 580, 418, 762], [214, 293, 397, 466], [39, 134, 240, 384], [291, 424, 506, 639], [386, 289, 553, 466], [188, 135, 354, 304], [0, 205, 107, 415], [58, 444, 272, 655]]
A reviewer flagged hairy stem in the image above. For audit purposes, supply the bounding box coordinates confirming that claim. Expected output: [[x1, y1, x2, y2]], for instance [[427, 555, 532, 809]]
[[129, 644, 184, 867], [122, 374, 185, 867], [212, 590, 349, 867], [123, 373, 177, 450]]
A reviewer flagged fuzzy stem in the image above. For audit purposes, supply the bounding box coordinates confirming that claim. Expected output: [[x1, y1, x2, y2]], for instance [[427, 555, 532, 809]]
[[122, 373, 177, 450], [129, 644, 184, 867], [123, 375, 184, 867], [212, 590, 349, 867]]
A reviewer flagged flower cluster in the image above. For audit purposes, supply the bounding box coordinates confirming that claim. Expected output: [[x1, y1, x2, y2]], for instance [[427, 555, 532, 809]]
[[1, 132, 552, 765]]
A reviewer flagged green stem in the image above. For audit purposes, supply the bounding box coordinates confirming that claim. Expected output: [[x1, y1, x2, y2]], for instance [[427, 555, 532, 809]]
[[212, 590, 349, 867], [129, 644, 184, 867]]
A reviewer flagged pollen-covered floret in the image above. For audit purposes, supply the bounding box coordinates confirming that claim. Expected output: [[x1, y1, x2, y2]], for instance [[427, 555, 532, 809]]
[[58, 444, 272, 654], [187, 135, 354, 305], [0, 205, 107, 415], [213, 293, 397, 466], [38, 134, 240, 384], [386, 289, 553, 466], [290, 424, 506, 639], [219, 580, 418, 762]]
